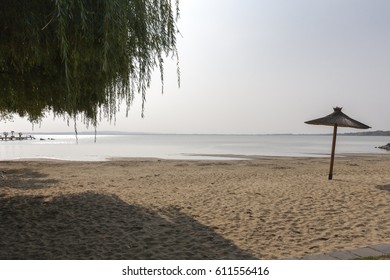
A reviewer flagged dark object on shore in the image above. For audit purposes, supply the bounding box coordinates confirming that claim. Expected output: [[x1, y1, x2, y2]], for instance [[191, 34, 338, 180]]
[[377, 143, 390, 151], [305, 107, 370, 180], [1, 134, 35, 141]]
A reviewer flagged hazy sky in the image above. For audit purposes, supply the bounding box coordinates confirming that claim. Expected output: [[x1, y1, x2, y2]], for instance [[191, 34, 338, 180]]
[[3, 0, 390, 134]]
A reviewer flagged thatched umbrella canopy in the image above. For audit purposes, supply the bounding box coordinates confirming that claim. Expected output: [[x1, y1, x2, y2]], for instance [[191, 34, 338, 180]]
[[305, 107, 370, 180]]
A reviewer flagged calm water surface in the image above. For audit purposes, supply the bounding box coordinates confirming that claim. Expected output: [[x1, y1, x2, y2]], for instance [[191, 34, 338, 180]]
[[0, 134, 388, 161]]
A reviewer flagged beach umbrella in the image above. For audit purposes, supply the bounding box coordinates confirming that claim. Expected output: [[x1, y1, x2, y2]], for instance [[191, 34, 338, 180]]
[[305, 107, 370, 180]]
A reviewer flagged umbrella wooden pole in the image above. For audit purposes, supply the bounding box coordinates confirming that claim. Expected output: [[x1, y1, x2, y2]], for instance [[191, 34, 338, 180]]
[[328, 124, 338, 180]]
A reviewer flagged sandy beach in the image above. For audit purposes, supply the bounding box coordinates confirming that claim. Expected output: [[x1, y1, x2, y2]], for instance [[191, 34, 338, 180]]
[[1, 155, 390, 259]]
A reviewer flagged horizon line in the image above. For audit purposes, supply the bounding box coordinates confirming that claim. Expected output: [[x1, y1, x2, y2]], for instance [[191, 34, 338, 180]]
[[3, 130, 388, 136]]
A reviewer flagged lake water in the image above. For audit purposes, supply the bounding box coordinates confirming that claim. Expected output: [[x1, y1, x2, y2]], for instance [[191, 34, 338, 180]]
[[0, 134, 389, 161]]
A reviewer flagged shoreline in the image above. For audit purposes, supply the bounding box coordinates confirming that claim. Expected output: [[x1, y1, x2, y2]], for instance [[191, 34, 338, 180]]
[[1, 155, 390, 259], [1, 151, 389, 163]]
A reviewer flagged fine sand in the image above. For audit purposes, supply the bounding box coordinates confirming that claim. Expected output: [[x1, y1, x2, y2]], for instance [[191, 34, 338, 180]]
[[1, 155, 390, 259]]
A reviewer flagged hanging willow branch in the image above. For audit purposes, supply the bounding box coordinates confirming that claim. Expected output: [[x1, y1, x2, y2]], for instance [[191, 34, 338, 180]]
[[0, 0, 180, 126]]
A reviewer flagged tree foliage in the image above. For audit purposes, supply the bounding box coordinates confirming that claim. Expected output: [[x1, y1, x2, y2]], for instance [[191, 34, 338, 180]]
[[0, 0, 180, 126]]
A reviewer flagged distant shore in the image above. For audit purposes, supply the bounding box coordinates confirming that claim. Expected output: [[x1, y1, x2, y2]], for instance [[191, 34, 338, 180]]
[[2, 129, 390, 136], [1, 154, 390, 259]]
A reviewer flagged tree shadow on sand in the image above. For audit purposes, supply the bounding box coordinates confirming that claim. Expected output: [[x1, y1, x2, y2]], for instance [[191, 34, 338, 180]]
[[0, 192, 256, 259], [0, 167, 59, 190]]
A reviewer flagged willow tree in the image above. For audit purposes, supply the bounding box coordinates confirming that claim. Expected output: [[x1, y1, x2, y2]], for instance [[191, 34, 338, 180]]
[[0, 0, 180, 127]]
